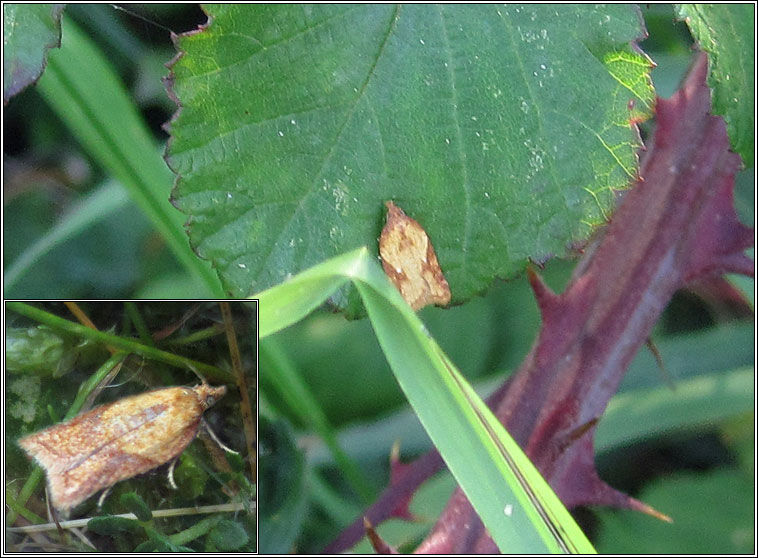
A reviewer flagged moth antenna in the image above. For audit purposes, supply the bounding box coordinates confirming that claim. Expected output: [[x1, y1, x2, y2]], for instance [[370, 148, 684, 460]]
[[103, 354, 143, 389], [82, 358, 126, 411], [186, 363, 208, 386]]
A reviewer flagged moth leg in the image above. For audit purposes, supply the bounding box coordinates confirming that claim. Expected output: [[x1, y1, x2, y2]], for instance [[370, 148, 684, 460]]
[[201, 418, 238, 454], [167, 458, 179, 490], [96, 486, 113, 510]]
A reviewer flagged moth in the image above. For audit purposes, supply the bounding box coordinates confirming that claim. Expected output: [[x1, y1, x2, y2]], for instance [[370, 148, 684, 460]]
[[379, 200, 451, 311], [18, 383, 226, 512]]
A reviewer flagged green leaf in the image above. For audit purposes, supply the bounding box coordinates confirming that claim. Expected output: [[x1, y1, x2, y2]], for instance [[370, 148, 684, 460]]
[[595, 469, 754, 554], [676, 4, 755, 166], [119, 491, 152, 522], [209, 519, 250, 551], [225, 449, 246, 473], [5, 326, 70, 376], [257, 248, 595, 553], [173, 453, 208, 501], [3, 3, 64, 103], [169, 4, 654, 307]]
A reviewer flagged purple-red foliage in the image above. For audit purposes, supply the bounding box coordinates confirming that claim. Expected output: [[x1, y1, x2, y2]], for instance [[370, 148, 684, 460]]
[[326, 51, 753, 554]]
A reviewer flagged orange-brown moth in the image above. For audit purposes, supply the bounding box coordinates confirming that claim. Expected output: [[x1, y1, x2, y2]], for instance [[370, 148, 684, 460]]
[[18, 384, 226, 512], [379, 200, 451, 311]]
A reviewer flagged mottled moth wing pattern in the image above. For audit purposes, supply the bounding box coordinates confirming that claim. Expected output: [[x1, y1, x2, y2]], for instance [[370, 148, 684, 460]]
[[18, 384, 226, 512], [379, 200, 451, 311]]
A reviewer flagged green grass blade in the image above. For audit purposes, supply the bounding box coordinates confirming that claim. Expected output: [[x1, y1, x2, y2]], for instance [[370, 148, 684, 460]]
[[257, 248, 595, 553], [6, 302, 233, 384], [5, 180, 128, 291], [257, 248, 365, 337], [35, 17, 222, 295]]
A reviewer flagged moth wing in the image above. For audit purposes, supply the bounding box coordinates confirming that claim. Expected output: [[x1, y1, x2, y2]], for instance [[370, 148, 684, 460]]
[[44, 414, 203, 511], [18, 408, 115, 475]]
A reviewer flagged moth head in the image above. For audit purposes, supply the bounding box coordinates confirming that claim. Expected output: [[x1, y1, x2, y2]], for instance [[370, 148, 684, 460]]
[[194, 384, 227, 408]]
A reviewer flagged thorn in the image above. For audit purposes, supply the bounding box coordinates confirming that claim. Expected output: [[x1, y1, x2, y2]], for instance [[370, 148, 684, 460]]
[[554, 417, 599, 457], [645, 337, 675, 391], [526, 265, 559, 320], [390, 440, 401, 465], [363, 516, 396, 554], [389, 440, 414, 492], [629, 496, 674, 524], [527, 256, 546, 271], [567, 417, 599, 445]]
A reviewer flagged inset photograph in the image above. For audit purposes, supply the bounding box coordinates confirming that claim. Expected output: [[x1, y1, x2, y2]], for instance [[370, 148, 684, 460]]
[[4, 300, 257, 552]]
